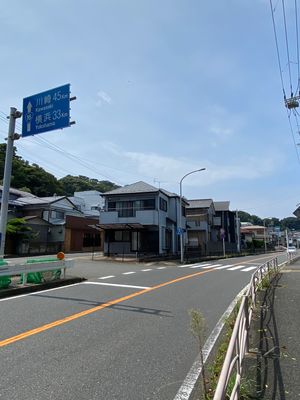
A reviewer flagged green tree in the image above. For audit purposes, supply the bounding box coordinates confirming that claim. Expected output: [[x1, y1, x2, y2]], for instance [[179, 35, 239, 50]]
[[6, 217, 32, 237], [59, 175, 119, 195], [280, 217, 300, 230], [0, 143, 64, 196]]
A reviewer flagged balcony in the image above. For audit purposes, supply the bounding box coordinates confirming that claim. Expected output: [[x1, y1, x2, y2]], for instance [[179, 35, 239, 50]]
[[187, 220, 208, 231], [100, 209, 159, 226]]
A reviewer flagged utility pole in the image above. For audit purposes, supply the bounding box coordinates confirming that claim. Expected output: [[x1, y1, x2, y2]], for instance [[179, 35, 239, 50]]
[[0, 107, 22, 258], [236, 210, 240, 253]]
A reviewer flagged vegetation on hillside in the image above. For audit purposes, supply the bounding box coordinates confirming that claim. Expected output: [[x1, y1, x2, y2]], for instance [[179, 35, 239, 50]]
[[1, 143, 300, 228], [239, 211, 300, 231], [0, 143, 119, 197]]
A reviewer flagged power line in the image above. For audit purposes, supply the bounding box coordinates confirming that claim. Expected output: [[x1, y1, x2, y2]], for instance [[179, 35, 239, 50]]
[[295, 0, 300, 92], [270, 0, 287, 97], [0, 108, 168, 188], [282, 0, 293, 95], [287, 109, 300, 163]]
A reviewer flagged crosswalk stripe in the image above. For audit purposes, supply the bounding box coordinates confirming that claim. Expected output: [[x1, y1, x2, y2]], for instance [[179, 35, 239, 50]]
[[214, 265, 234, 270], [156, 267, 166, 270], [201, 264, 222, 269], [190, 263, 212, 269], [241, 266, 257, 272], [179, 264, 200, 268], [123, 271, 136, 275], [141, 269, 152, 272], [227, 265, 245, 271]]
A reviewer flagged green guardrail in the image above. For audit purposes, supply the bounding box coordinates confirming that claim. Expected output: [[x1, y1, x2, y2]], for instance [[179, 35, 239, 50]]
[[0, 259, 11, 289], [20, 258, 62, 284]]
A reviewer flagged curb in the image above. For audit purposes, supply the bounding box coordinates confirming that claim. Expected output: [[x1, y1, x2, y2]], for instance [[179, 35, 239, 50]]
[[0, 276, 86, 299]]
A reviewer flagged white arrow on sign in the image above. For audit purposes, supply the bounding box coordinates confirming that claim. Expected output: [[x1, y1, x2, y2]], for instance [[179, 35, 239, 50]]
[[27, 102, 32, 113]]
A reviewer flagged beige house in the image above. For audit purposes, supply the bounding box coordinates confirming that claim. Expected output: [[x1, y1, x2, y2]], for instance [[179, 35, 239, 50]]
[[240, 224, 266, 242]]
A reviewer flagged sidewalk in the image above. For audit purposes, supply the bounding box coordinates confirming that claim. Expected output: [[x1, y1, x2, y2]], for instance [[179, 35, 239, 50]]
[[245, 258, 300, 399]]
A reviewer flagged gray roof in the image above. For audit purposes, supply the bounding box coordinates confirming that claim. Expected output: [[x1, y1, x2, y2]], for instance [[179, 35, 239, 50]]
[[0, 186, 36, 198], [160, 188, 179, 198], [14, 197, 50, 205], [103, 181, 159, 195], [187, 199, 213, 209], [214, 201, 230, 212], [103, 181, 182, 198]]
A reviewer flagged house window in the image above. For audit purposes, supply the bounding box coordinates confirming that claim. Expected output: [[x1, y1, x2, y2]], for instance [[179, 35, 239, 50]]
[[159, 198, 167, 212], [107, 201, 116, 211], [142, 199, 155, 210], [114, 231, 130, 242], [51, 210, 64, 219], [182, 205, 186, 217], [118, 201, 134, 217]]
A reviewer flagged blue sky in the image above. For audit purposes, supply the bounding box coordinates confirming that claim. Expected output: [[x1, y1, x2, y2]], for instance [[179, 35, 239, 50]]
[[0, 0, 299, 219]]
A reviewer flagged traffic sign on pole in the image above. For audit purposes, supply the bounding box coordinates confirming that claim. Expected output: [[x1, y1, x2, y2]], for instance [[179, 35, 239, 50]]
[[22, 84, 71, 137]]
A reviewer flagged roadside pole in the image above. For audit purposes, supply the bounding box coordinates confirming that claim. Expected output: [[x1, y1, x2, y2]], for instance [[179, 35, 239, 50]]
[[0, 107, 22, 258], [236, 210, 240, 253]]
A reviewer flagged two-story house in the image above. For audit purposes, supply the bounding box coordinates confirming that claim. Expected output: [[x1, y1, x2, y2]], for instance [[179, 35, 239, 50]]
[[99, 181, 186, 257], [186, 199, 239, 255], [186, 199, 216, 254], [213, 201, 238, 253]]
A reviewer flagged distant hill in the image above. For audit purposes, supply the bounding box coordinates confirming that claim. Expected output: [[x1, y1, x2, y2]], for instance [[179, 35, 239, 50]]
[[0, 143, 120, 197], [239, 210, 300, 231]]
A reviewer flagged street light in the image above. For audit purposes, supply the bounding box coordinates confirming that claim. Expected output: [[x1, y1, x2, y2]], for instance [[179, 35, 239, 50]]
[[263, 218, 272, 253], [179, 168, 206, 263]]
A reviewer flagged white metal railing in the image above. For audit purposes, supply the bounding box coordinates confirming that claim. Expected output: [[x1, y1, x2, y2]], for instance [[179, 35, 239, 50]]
[[213, 251, 299, 400], [0, 259, 74, 285]]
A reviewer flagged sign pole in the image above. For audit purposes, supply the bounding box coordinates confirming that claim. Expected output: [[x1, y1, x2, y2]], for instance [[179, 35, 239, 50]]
[[0, 107, 22, 258]]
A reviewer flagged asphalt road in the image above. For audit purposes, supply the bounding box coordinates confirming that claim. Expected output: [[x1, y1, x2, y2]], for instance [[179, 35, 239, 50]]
[[0, 253, 280, 400]]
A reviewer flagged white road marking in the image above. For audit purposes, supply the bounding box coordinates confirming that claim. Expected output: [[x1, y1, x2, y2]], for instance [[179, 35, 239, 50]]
[[214, 264, 234, 270], [227, 265, 245, 271], [141, 269, 152, 272], [189, 263, 213, 269], [98, 275, 115, 280], [156, 267, 166, 270], [0, 283, 82, 302], [178, 263, 201, 268], [173, 284, 249, 400], [122, 271, 136, 275], [200, 264, 222, 269], [241, 266, 257, 272], [82, 282, 150, 289]]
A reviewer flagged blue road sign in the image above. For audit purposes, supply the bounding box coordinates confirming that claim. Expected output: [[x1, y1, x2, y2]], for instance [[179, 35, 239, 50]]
[[22, 84, 70, 137], [176, 227, 183, 235]]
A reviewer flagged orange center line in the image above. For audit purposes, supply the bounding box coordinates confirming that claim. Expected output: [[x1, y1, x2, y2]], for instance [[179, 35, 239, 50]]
[[0, 268, 215, 348]]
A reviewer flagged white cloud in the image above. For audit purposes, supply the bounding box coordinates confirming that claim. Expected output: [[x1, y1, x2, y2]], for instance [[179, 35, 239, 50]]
[[96, 90, 112, 107], [101, 143, 284, 187]]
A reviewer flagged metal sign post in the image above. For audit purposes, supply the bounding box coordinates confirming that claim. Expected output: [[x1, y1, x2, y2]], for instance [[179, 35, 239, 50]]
[[0, 108, 22, 257], [0, 84, 75, 259]]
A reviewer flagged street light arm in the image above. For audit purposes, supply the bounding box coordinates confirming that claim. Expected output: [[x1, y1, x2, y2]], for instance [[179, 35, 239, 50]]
[[180, 168, 206, 185]]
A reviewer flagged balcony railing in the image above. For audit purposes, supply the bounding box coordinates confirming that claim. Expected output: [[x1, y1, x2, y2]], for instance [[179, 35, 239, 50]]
[[187, 220, 208, 230], [101, 209, 159, 225]]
